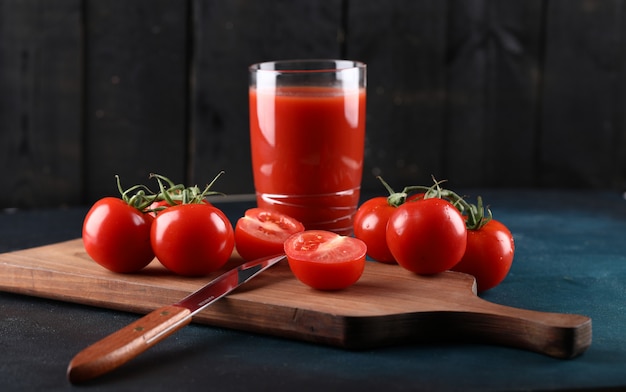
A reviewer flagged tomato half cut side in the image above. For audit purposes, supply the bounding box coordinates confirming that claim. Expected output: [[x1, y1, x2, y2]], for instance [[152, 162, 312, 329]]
[[284, 230, 367, 291], [235, 208, 305, 261]]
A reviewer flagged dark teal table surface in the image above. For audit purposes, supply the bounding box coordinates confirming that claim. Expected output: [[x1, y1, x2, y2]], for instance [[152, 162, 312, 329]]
[[1, 190, 625, 391]]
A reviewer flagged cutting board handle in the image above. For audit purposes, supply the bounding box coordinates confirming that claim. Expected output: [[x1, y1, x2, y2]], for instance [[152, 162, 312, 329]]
[[438, 298, 592, 359]]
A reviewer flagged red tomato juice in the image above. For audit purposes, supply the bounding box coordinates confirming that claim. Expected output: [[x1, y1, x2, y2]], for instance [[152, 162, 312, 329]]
[[249, 86, 366, 235]]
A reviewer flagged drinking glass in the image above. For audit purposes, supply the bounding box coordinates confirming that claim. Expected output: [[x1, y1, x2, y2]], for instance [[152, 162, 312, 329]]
[[249, 59, 366, 235]]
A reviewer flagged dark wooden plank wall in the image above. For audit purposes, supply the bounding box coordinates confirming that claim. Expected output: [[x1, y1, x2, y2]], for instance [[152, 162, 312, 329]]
[[1, 0, 625, 209], [1, 0, 83, 207]]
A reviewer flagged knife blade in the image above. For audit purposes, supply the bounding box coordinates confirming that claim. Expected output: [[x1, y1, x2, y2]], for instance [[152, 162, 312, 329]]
[[66, 253, 287, 384]]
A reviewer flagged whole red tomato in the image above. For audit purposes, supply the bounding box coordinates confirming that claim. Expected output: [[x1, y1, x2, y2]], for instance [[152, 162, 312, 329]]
[[284, 230, 366, 291], [353, 197, 396, 263], [353, 179, 427, 264], [235, 208, 304, 261], [452, 219, 514, 292], [386, 198, 467, 275], [150, 203, 235, 276], [82, 197, 155, 273]]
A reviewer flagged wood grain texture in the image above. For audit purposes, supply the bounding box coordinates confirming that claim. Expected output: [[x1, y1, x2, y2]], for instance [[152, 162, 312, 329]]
[[2, 1, 626, 207], [83, 0, 188, 201], [444, 0, 544, 187], [348, 0, 449, 191], [540, 0, 625, 188], [0, 239, 591, 359], [0, 0, 83, 207], [67, 304, 191, 384]]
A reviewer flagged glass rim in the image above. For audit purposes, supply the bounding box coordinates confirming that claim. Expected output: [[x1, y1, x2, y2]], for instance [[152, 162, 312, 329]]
[[249, 59, 366, 73]]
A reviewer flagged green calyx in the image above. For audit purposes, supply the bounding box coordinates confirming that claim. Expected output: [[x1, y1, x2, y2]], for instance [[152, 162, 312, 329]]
[[376, 175, 492, 230], [150, 171, 225, 205], [450, 193, 492, 231], [116, 175, 159, 210], [377, 176, 446, 207], [377, 176, 409, 207], [116, 171, 226, 212]]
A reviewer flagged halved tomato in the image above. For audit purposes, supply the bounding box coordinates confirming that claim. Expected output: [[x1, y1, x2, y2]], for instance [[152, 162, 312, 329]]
[[235, 208, 305, 261], [283, 230, 367, 291]]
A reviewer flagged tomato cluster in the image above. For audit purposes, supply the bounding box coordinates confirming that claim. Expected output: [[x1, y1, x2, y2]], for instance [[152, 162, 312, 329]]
[[83, 173, 513, 293], [82, 173, 366, 290], [83, 173, 234, 276], [353, 177, 515, 292]]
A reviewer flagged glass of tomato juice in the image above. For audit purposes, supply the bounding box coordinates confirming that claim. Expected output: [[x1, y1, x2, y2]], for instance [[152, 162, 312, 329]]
[[249, 59, 366, 235]]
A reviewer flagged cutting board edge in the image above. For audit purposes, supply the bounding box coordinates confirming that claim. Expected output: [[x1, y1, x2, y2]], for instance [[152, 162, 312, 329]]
[[0, 239, 593, 358]]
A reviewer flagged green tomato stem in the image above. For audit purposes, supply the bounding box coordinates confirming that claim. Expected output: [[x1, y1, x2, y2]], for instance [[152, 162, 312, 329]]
[[374, 175, 492, 230], [115, 171, 228, 213]]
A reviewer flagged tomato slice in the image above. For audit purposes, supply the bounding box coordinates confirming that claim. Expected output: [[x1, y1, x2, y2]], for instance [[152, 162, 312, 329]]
[[235, 208, 305, 261], [283, 230, 366, 290]]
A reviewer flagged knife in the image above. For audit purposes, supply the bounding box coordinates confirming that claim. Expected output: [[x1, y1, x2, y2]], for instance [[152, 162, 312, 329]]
[[66, 253, 287, 384]]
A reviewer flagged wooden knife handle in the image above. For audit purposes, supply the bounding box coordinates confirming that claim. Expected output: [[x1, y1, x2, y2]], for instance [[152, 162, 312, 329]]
[[67, 305, 192, 384]]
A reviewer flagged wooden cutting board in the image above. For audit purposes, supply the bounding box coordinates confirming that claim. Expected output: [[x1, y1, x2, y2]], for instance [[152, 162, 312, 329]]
[[0, 239, 591, 358]]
